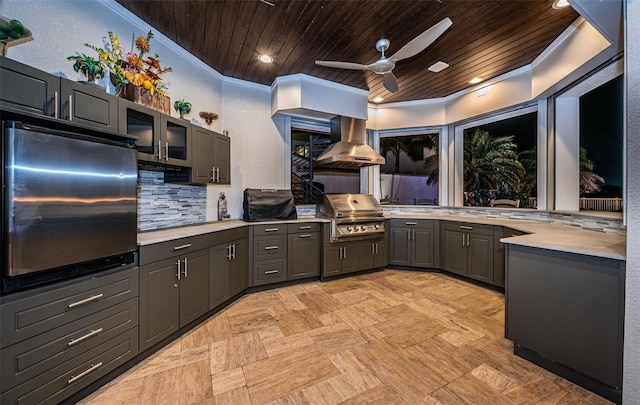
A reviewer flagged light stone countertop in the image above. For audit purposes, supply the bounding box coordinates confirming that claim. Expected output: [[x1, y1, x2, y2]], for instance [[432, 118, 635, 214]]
[[387, 213, 626, 261], [137, 214, 626, 261]]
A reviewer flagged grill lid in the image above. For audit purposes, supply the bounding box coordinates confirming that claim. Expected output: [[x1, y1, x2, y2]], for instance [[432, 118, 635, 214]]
[[316, 193, 383, 219]]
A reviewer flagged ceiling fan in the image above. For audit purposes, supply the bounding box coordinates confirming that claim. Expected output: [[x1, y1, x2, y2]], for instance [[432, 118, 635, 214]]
[[315, 17, 453, 93]]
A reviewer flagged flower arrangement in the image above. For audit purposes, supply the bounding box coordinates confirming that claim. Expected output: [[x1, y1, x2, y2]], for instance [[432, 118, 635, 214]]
[[86, 30, 171, 97]]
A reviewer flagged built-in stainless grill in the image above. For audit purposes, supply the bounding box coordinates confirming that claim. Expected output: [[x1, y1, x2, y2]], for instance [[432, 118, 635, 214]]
[[316, 193, 385, 243]]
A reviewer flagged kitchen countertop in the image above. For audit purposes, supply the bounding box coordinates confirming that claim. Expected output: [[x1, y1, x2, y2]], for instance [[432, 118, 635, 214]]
[[138, 214, 625, 261]]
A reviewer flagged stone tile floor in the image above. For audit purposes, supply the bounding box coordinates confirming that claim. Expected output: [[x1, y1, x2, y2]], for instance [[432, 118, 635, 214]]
[[79, 269, 612, 404]]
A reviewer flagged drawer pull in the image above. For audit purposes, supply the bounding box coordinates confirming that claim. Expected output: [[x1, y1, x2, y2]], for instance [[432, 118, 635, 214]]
[[68, 293, 104, 309], [299, 226, 312, 230], [264, 245, 279, 250], [264, 270, 279, 275], [299, 234, 312, 238], [459, 226, 473, 230], [67, 362, 103, 384], [173, 243, 192, 251], [405, 222, 418, 225], [68, 328, 104, 347], [264, 228, 279, 232]]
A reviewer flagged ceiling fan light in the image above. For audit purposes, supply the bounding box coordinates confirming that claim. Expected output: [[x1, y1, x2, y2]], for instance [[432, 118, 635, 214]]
[[258, 54, 274, 63], [469, 77, 484, 84], [428, 61, 449, 73], [372, 97, 384, 103], [552, 0, 570, 9]]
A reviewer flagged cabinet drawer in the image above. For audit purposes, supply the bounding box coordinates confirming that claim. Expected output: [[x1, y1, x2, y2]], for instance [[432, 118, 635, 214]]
[[0, 327, 138, 405], [254, 259, 287, 285], [445, 222, 493, 236], [1, 298, 138, 392], [252, 224, 287, 235], [389, 218, 434, 229], [1, 266, 138, 348], [211, 227, 248, 246], [139, 234, 210, 265], [287, 223, 322, 233], [253, 235, 287, 260]]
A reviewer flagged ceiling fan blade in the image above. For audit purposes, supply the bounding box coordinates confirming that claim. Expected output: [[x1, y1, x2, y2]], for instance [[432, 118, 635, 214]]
[[389, 17, 453, 62], [383, 72, 399, 93], [315, 60, 369, 70]]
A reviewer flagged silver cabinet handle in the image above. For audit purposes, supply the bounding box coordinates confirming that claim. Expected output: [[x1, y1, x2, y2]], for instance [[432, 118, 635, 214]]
[[407, 230, 411, 241], [165, 142, 169, 161], [375, 243, 379, 255], [264, 228, 279, 232], [227, 244, 232, 260], [176, 259, 181, 280], [466, 234, 471, 246], [299, 226, 312, 230], [299, 234, 312, 238], [68, 362, 103, 384], [173, 243, 192, 251], [462, 234, 466, 247], [210, 167, 215, 182], [68, 293, 104, 309], [54, 91, 59, 118], [183, 258, 188, 278], [372, 243, 375, 255], [339, 247, 343, 260], [232, 243, 236, 259], [460, 225, 473, 230], [264, 270, 279, 275], [264, 245, 279, 250], [216, 167, 220, 182], [158, 140, 163, 160], [68, 328, 103, 347], [68, 94, 73, 121], [343, 247, 347, 259], [406, 222, 418, 225]]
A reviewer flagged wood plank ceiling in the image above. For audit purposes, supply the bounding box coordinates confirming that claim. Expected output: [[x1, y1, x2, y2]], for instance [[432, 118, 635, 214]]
[[114, 0, 579, 104]]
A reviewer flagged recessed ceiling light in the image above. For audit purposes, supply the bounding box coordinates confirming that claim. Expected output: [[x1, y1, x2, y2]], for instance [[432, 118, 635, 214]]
[[428, 61, 449, 73], [552, 0, 570, 9], [258, 54, 274, 63], [372, 96, 384, 103], [469, 77, 484, 84]]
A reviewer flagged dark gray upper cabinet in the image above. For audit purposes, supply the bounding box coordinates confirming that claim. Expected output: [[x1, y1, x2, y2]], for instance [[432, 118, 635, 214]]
[[213, 132, 231, 184], [0, 56, 118, 131], [118, 98, 191, 167], [176, 126, 230, 185], [389, 219, 435, 268]]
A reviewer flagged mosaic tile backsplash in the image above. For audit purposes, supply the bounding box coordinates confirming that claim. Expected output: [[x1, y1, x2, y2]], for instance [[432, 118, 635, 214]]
[[138, 170, 207, 231]]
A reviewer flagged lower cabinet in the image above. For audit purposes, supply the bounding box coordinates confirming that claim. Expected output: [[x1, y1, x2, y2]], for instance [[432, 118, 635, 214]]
[[288, 226, 321, 280], [323, 244, 359, 276], [139, 248, 210, 352], [210, 228, 248, 309], [389, 219, 436, 268], [358, 241, 387, 271], [443, 222, 494, 283]]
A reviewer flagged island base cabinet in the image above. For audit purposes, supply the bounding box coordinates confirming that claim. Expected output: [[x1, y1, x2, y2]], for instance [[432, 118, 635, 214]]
[[506, 245, 624, 403]]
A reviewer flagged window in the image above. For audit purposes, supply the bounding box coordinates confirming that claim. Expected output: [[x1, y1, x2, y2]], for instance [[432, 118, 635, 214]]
[[579, 75, 624, 212], [379, 132, 439, 205], [461, 111, 537, 208]]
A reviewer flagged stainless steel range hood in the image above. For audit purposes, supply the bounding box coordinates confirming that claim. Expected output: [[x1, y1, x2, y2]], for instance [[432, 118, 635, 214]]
[[315, 116, 385, 169]]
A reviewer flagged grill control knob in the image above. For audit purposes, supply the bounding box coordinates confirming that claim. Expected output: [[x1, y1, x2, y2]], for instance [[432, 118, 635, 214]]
[[353, 227, 358, 232], [361, 225, 366, 231], [374, 224, 380, 230], [346, 226, 352, 232]]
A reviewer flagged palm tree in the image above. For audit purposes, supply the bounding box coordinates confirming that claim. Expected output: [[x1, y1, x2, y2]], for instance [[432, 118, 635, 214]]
[[464, 129, 524, 206], [380, 137, 410, 174], [515, 148, 537, 207], [580, 147, 605, 194]]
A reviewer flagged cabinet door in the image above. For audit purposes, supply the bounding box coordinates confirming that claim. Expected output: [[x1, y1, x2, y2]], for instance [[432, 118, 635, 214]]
[[229, 239, 248, 296], [162, 115, 191, 167], [341, 245, 360, 274], [213, 133, 231, 184], [191, 126, 214, 184], [139, 259, 180, 351], [0, 56, 58, 117], [444, 230, 468, 276], [412, 228, 434, 268], [357, 243, 375, 271], [209, 243, 230, 310], [373, 241, 387, 268], [118, 98, 161, 161], [389, 227, 411, 266], [60, 79, 117, 131], [467, 234, 494, 283], [288, 232, 320, 279], [179, 249, 210, 327], [322, 246, 342, 277]]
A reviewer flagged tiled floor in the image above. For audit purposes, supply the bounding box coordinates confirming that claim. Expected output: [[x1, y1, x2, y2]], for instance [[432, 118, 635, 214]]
[[79, 269, 612, 404]]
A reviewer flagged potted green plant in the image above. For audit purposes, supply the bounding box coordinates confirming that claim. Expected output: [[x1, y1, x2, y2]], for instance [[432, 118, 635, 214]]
[[67, 53, 106, 89], [174, 99, 192, 119]]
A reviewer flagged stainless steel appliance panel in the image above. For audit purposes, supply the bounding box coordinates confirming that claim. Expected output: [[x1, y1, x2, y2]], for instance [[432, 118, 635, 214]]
[[5, 125, 137, 276]]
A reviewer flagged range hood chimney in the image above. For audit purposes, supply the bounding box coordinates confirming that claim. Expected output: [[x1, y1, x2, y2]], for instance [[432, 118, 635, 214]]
[[315, 116, 385, 169]]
